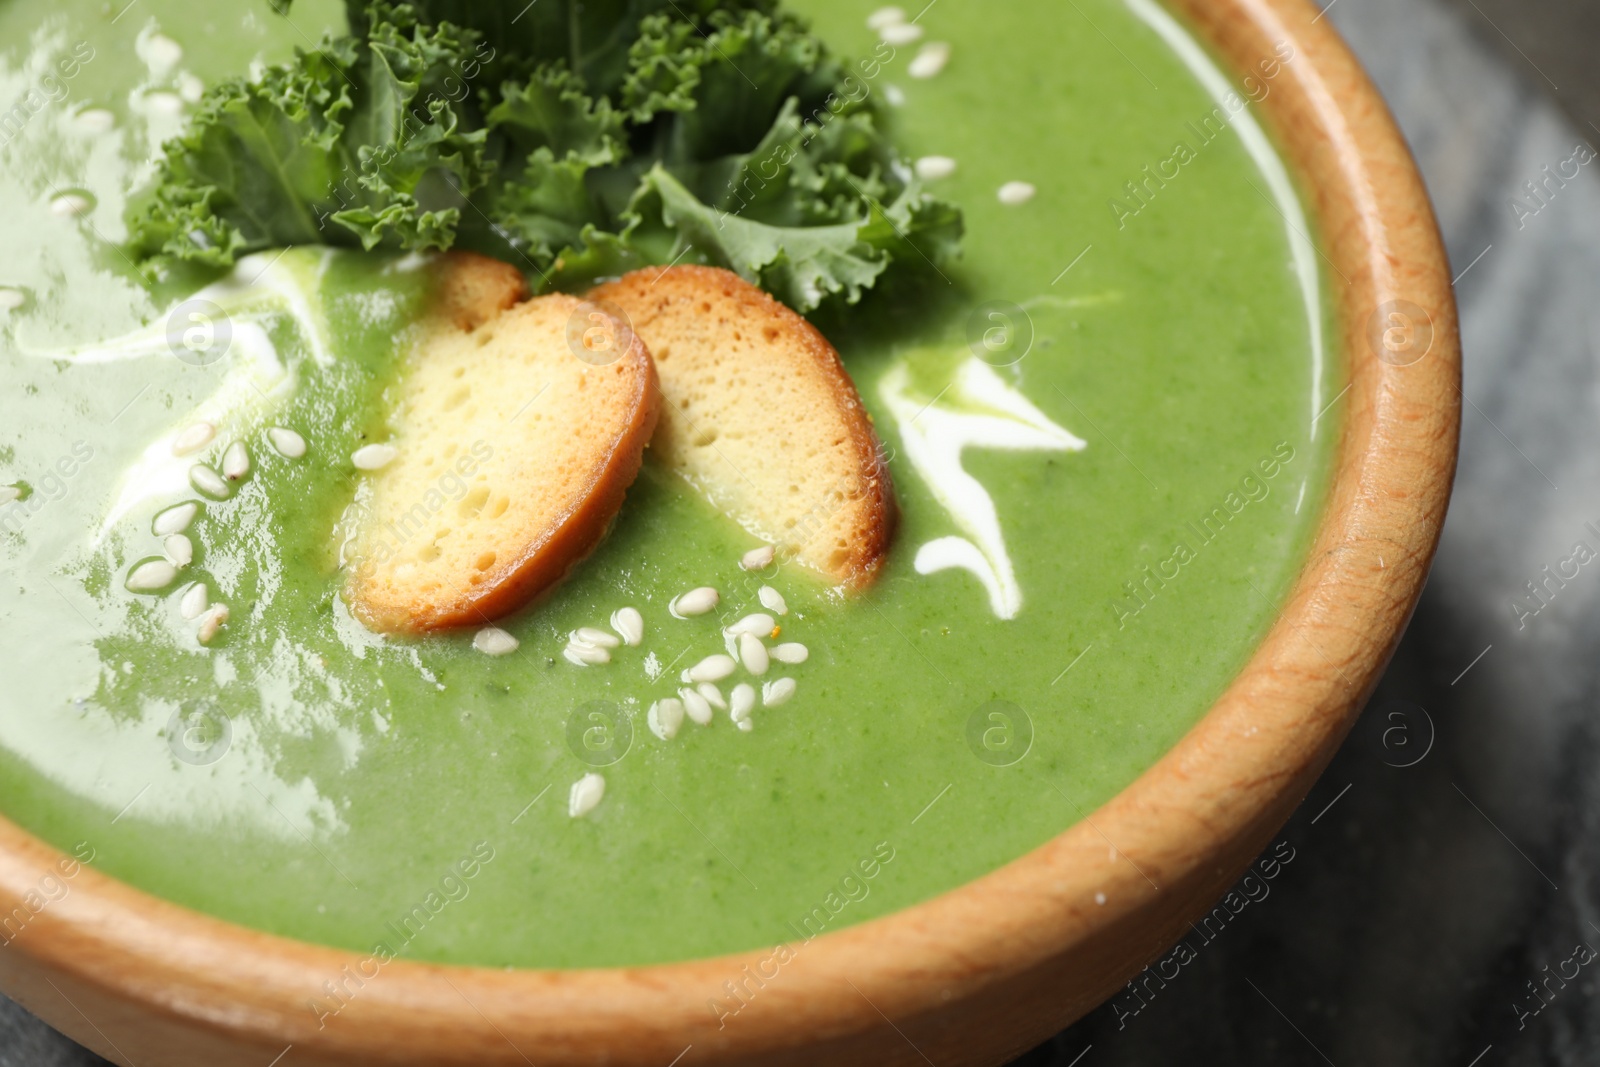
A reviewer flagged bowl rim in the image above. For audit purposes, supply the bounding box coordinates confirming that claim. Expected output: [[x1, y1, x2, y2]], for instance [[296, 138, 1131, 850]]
[[0, 0, 1461, 1063]]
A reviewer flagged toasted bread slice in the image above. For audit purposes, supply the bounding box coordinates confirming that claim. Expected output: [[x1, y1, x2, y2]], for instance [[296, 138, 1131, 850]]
[[348, 267, 659, 633], [427, 251, 528, 330], [587, 265, 894, 587]]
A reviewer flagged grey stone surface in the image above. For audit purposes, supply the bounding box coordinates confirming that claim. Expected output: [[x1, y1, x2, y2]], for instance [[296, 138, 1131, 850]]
[[6, 0, 1595, 1063]]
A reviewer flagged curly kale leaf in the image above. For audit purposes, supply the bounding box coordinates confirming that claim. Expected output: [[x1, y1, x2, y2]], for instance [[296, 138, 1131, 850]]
[[130, 0, 963, 314]]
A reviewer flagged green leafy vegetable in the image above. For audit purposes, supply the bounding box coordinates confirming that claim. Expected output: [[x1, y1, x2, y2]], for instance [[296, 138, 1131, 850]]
[[128, 0, 962, 313]]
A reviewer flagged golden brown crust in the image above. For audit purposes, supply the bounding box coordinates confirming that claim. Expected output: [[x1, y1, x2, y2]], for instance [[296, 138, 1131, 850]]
[[588, 265, 895, 588], [428, 250, 529, 331], [347, 290, 659, 634]]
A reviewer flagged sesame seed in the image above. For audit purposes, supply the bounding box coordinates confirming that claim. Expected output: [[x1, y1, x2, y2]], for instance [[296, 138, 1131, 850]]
[[670, 587, 719, 617], [568, 773, 605, 818], [153, 502, 198, 537], [740, 545, 775, 571], [697, 682, 727, 710], [189, 464, 229, 499], [74, 109, 115, 134], [351, 444, 397, 471], [867, 6, 905, 29], [611, 607, 644, 646], [1095, 892, 1107, 905], [145, 33, 183, 69], [575, 626, 620, 649], [171, 422, 215, 456], [564, 642, 610, 666], [727, 613, 775, 638], [180, 582, 208, 620], [998, 181, 1037, 206], [880, 21, 923, 44], [884, 85, 906, 107], [222, 441, 250, 481], [737, 719, 754, 733], [757, 586, 788, 615], [739, 632, 770, 676], [762, 678, 797, 706], [649, 698, 685, 739], [678, 687, 713, 726], [686, 654, 737, 683], [143, 91, 183, 116], [49, 193, 92, 217], [196, 603, 229, 644], [729, 683, 756, 723], [164, 533, 194, 568], [473, 627, 519, 656], [0, 486, 19, 504], [909, 42, 951, 79], [126, 559, 177, 593], [771, 642, 809, 665], [267, 427, 306, 459], [914, 155, 957, 181], [177, 72, 204, 104]]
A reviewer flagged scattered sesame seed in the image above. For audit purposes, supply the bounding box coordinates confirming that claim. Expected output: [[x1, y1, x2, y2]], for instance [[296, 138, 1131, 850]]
[[611, 606, 644, 646], [351, 444, 398, 471], [908, 42, 951, 79], [867, 6, 906, 29], [762, 678, 797, 706], [180, 582, 208, 620], [74, 108, 115, 134], [177, 72, 205, 104], [670, 586, 719, 617], [914, 155, 958, 181], [1095, 892, 1107, 906], [196, 603, 229, 644], [267, 427, 306, 459], [222, 441, 250, 481], [145, 33, 183, 69], [564, 642, 610, 666], [649, 698, 685, 739], [575, 626, 620, 649], [727, 613, 775, 638], [143, 91, 183, 116], [740, 545, 775, 570], [171, 422, 215, 456], [696, 682, 727, 710], [686, 654, 737, 683], [153, 502, 198, 537], [126, 559, 177, 593], [0, 486, 19, 504], [771, 642, 809, 665], [880, 21, 923, 45], [757, 586, 788, 615], [49, 193, 92, 217], [164, 533, 194, 568], [884, 84, 906, 107], [739, 632, 770, 676], [473, 627, 519, 656], [188, 464, 229, 500], [678, 687, 713, 726], [998, 181, 1037, 206], [729, 683, 756, 723], [737, 719, 754, 733], [568, 773, 605, 818]]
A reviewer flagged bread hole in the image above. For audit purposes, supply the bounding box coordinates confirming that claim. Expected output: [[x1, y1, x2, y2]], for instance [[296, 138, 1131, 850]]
[[692, 426, 718, 447], [764, 327, 779, 342], [488, 495, 510, 519], [452, 367, 466, 379], [443, 385, 471, 411], [460, 486, 490, 518], [474, 551, 497, 571], [417, 543, 441, 563], [475, 331, 496, 348]]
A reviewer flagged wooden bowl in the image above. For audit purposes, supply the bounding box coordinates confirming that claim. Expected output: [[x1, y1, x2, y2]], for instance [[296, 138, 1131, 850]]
[[0, 0, 1460, 1063]]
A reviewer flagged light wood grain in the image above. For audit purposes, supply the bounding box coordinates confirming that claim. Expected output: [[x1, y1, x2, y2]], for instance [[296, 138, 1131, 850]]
[[0, 0, 1461, 1062]]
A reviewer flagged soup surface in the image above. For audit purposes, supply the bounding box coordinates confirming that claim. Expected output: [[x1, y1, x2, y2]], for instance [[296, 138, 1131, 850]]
[[0, 0, 1336, 967]]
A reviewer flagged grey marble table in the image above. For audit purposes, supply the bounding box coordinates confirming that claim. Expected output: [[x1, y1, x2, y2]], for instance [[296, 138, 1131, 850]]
[[5, 0, 1594, 1062]]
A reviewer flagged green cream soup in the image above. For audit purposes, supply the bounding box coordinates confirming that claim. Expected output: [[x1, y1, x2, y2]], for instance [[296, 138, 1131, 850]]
[[0, 0, 1337, 967]]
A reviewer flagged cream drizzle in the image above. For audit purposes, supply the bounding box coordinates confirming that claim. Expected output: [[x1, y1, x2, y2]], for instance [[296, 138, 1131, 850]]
[[880, 357, 1085, 619]]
